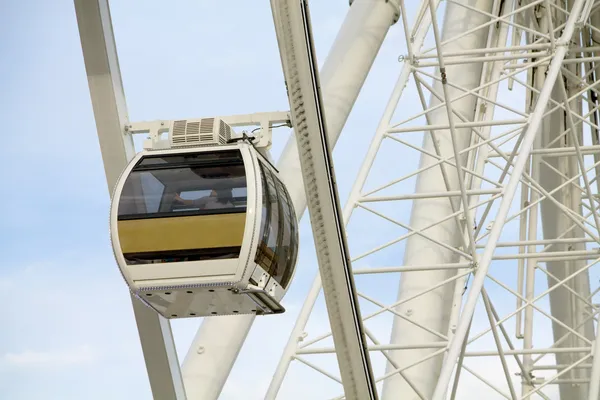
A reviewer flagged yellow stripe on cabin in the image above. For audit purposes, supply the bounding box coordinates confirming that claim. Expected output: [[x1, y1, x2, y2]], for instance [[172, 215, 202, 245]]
[[118, 213, 246, 254]]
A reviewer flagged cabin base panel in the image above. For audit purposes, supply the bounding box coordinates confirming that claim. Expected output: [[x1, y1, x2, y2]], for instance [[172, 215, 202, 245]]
[[136, 285, 284, 318]]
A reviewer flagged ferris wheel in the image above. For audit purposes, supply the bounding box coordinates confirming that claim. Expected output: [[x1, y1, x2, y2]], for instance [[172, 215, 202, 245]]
[[74, 0, 600, 399]]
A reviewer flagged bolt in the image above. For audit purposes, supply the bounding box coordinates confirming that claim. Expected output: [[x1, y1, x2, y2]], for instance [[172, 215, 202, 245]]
[[197, 346, 205, 354]]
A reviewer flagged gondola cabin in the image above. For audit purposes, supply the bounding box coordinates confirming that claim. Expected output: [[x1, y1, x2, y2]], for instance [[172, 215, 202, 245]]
[[110, 118, 298, 319]]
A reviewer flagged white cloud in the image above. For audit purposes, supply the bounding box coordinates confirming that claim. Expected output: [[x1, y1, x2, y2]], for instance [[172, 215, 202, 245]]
[[2, 345, 99, 369]]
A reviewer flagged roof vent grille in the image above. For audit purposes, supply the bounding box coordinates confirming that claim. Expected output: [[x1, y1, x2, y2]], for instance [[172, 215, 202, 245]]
[[169, 118, 233, 148]]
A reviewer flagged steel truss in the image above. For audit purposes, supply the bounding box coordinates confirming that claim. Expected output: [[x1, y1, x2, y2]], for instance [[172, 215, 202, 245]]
[[269, 1, 600, 399]]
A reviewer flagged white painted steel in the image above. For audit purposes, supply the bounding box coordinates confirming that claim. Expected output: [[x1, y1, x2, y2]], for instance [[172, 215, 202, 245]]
[[265, 274, 323, 399], [588, 336, 600, 399], [522, 10, 550, 397], [130, 299, 188, 400], [271, 0, 379, 397], [382, 1, 494, 398], [541, 66, 597, 399], [275, 0, 400, 213], [432, 0, 589, 398], [181, 1, 399, 398], [73, 1, 187, 399], [73, 0, 135, 185], [182, 320, 252, 399], [274, 0, 600, 399]]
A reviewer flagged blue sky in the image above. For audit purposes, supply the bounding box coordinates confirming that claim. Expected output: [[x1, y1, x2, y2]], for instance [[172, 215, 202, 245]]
[[2, 1, 593, 399]]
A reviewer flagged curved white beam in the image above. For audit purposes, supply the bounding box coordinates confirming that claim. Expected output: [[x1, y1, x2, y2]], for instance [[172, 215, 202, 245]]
[[73, 1, 187, 399]]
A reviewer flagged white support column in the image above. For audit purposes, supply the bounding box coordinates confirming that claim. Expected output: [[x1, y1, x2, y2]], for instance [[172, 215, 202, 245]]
[[540, 80, 594, 400], [588, 335, 600, 399], [130, 298, 188, 400], [73, 1, 187, 399], [73, 0, 135, 184], [522, 10, 550, 397], [181, 1, 399, 398], [381, 1, 494, 398], [538, 20, 596, 397]]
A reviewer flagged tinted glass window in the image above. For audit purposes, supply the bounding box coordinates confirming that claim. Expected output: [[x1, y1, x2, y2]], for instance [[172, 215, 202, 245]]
[[255, 165, 276, 274], [254, 161, 298, 288], [140, 172, 164, 213], [136, 150, 242, 168], [118, 151, 247, 220], [275, 178, 297, 288]]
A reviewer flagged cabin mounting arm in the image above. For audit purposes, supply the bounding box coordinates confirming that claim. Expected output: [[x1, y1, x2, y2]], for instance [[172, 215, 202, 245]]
[[126, 111, 291, 150]]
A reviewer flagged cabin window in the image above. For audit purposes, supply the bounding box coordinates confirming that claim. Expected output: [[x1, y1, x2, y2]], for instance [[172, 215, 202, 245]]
[[254, 160, 298, 289], [275, 178, 298, 288], [118, 150, 247, 220], [140, 172, 165, 213]]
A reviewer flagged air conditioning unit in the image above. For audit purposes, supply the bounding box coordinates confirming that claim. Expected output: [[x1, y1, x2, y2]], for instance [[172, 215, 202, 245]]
[[169, 117, 233, 148]]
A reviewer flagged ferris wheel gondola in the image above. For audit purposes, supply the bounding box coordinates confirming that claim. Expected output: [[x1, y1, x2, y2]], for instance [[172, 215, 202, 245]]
[[109, 118, 299, 319]]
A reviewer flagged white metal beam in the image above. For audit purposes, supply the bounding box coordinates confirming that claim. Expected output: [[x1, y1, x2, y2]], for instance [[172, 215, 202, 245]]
[[73, 1, 186, 399], [588, 333, 600, 399], [273, 0, 400, 213], [271, 0, 378, 398], [73, 0, 135, 185], [130, 298, 187, 399]]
